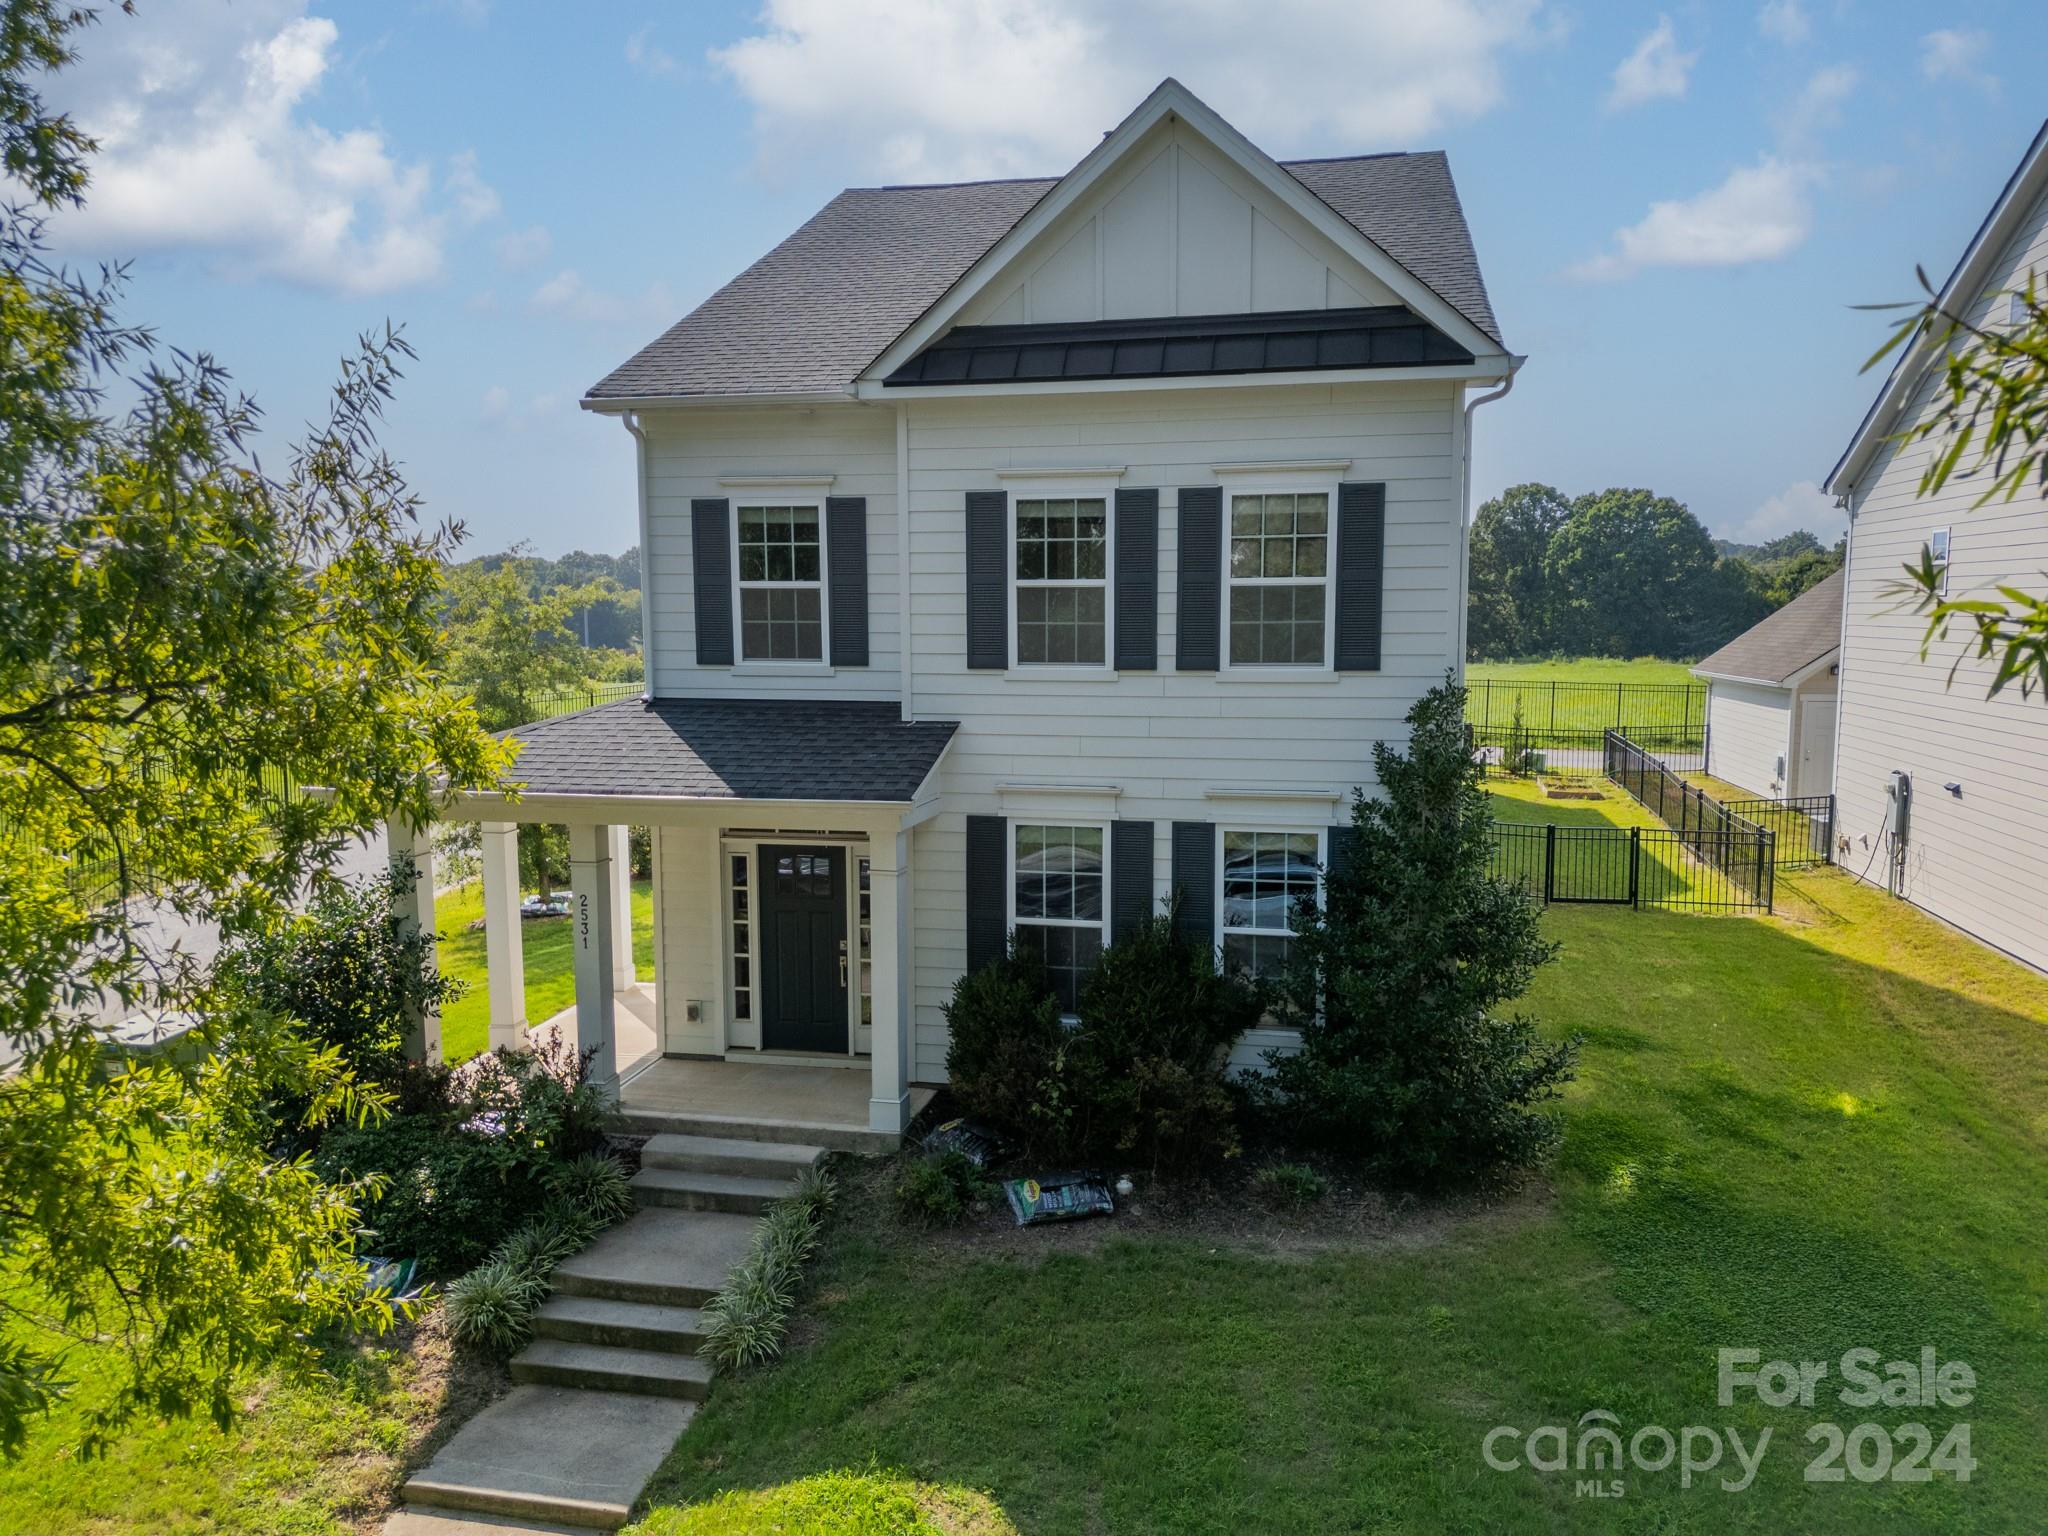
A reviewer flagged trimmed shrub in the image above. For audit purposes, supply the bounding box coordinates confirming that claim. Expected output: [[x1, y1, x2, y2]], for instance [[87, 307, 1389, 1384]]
[[941, 946, 1070, 1158], [446, 1259, 547, 1354], [894, 1152, 987, 1228]]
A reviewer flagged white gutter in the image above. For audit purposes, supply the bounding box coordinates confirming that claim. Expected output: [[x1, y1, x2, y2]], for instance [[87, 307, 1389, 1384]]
[[896, 405, 913, 723], [1456, 364, 1521, 675], [619, 412, 656, 701], [581, 388, 861, 415]]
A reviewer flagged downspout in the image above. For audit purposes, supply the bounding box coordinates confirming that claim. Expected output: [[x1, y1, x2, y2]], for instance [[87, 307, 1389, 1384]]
[[897, 404, 913, 722], [1457, 368, 1519, 676], [620, 411, 656, 702]]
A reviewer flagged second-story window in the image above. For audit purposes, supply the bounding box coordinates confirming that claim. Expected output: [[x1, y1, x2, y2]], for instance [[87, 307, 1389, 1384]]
[[1015, 497, 1108, 666], [737, 503, 825, 661], [1227, 490, 1330, 667]]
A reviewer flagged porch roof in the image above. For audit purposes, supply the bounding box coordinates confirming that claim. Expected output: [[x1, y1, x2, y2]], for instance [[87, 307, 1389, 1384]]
[[501, 698, 958, 803]]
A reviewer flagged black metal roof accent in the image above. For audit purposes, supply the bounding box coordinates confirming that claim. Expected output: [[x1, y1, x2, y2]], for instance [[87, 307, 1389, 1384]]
[[499, 698, 958, 802], [882, 306, 1473, 388]]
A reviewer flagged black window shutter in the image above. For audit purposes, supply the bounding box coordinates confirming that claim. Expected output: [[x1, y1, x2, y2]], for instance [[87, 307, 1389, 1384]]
[[965, 814, 1008, 972], [1176, 486, 1221, 670], [1170, 820, 1214, 948], [1333, 481, 1386, 671], [1114, 487, 1158, 671], [691, 498, 733, 666], [965, 490, 1007, 670], [1326, 824, 1359, 891], [826, 496, 869, 667], [1110, 820, 1154, 942]]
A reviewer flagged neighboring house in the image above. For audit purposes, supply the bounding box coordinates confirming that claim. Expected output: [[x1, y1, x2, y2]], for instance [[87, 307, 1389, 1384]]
[[1691, 570, 1842, 799], [408, 79, 1519, 1129], [1822, 119, 2048, 974]]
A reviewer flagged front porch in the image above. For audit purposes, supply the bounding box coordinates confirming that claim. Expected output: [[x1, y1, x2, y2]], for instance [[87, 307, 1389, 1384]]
[[617, 1056, 935, 1154]]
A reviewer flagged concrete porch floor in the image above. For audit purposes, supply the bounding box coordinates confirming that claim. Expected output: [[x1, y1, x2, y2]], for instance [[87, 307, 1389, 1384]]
[[530, 981, 659, 1081], [618, 1057, 934, 1151]]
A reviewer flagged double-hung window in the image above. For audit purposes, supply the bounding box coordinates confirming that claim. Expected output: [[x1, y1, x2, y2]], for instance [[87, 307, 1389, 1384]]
[[1010, 822, 1106, 1013], [736, 503, 825, 661], [1218, 828, 1321, 982], [1226, 490, 1331, 667], [1014, 497, 1109, 666]]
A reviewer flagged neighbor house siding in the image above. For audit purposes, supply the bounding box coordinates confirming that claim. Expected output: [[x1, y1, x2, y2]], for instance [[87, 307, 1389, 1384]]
[[1832, 176, 2048, 973], [1704, 679, 1792, 798], [640, 405, 900, 699]]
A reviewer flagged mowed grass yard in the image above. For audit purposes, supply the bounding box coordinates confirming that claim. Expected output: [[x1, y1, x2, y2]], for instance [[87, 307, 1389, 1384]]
[[631, 847, 2048, 1530], [1468, 657, 1702, 688], [432, 878, 656, 1064]]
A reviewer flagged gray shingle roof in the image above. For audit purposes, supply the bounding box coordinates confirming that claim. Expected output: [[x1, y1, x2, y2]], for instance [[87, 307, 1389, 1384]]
[[502, 698, 958, 802], [1692, 570, 1845, 687], [585, 153, 1500, 403]]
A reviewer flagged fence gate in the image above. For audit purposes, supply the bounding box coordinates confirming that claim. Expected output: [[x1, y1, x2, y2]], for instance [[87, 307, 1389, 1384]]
[[1545, 825, 1636, 904]]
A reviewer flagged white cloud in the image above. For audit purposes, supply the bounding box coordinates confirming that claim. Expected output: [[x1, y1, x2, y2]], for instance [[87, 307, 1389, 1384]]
[[1606, 16, 1697, 112], [481, 384, 564, 426], [1731, 480, 1843, 543], [626, 26, 680, 77], [1774, 63, 1856, 153], [1572, 157, 1815, 280], [496, 223, 553, 270], [711, 0, 1548, 182], [42, 3, 461, 294], [446, 150, 501, 225], [526, 268, 678, 328], [1756, 1, 1809, 47], [1919, 29, 1997, 94]]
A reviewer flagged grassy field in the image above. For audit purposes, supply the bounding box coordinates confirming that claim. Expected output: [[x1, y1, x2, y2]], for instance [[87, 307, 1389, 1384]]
[[1468, 657, 1702, 688], [629, 869, 2048, 1533], [432, 878, 656, 1063]]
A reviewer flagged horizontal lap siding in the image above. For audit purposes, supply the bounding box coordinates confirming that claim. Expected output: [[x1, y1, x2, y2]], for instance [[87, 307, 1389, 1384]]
[[642, 406, 900, 699], [1704, 680, 1791, 797], [906, 380, 1463, 1074], [1834, 177, 2048, 972]]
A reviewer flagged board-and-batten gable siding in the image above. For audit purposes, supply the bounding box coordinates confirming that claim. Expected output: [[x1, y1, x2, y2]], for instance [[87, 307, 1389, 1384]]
[[641, 406, 900, 699], [1705, 680, 1793, 798], [955, 118, 1398, 328], [1833, 174, 2048, 972], [904, 378, 1463, 1079]]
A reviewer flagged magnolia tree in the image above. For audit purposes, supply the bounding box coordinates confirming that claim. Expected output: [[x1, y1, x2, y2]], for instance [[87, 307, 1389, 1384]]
[[0, 4, 508, 1452]]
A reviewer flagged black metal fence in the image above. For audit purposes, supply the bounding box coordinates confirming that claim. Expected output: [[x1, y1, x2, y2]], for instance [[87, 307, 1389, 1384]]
[[1723, 795, 1836, 868], [1474, 723, 1706, 778], [1489, 823, 1775, 913], [1603, 730, 1775, 908], [1467, 677, 1707, 738]]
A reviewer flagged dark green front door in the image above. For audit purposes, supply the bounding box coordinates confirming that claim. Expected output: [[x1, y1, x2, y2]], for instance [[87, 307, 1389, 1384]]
[[758, 845, 849, 1053]]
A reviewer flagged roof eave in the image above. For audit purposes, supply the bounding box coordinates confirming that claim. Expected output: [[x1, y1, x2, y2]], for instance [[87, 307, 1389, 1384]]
[[581, 388, 863, 414]]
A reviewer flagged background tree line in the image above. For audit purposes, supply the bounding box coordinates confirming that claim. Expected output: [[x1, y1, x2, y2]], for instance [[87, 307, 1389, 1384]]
[[437, 545, 644, 726], [1467, 484, 1844, 661]]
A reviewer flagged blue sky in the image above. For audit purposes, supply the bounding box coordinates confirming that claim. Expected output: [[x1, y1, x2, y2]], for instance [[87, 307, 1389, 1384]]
[[38, 0, 2048, 557]]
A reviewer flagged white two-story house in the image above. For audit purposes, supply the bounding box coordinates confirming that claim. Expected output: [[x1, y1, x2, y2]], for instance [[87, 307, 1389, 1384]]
[[410, 80, 1519, 1139]]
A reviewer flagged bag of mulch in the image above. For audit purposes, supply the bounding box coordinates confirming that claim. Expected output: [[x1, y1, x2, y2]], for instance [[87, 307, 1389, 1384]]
[[921, 1117, 1008, 1169], [362, 1255, 424, 1300], [1003, 1171, 1114, 1226]]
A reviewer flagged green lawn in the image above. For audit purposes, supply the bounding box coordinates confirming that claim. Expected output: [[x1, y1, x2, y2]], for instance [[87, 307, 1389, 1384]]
[[433, 879, 656, 1064], [1469, 657, 1703, 688], [628, 869, 2048, 1533]]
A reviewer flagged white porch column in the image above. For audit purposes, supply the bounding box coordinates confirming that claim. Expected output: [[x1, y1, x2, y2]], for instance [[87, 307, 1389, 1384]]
[[867, 828, 914, 1135], [568, 821, 619, 1098], [479, 821, 526, 1053], [607, 823, 635, 990], [386, 817, 441, 1065]]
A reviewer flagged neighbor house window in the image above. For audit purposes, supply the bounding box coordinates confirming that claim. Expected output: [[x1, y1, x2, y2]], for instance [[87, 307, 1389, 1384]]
[[736, 503, 825, 661], [1014, 497, 1108, 666], [1010, 823, 1106, 1013], [1227, 490, 1330, 666], [1218, 828, 1320, 982], [730, 853, 752, 1021], [1930, 526, 1951, 595]]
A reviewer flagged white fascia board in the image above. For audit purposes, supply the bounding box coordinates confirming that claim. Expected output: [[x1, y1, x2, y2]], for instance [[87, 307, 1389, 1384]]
[[858, 358, 1514, 403], [440, 789, 912, 828], [861, 79, 1507, 386], [1826, 119, 2048, 496], [1782, 649, 1842, 689], [580, 389, 862, 414], [1691, 667, 1793, 690]]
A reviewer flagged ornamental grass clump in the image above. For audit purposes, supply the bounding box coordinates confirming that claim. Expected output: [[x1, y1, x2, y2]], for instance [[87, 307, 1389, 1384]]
[[445, 1259, 548, 1355], [699, 1169, 838, 1373]]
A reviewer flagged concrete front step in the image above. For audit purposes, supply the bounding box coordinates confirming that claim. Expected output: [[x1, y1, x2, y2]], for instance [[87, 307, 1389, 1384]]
[[399, 1385, 695, 1532], [511, 1338, 715, 1401], [551, 1207, 757, 1308], [632, 1165, 792, 1215], [617, 1106, 897, 1155], [383, 1504, 605, 1536], [534, 1293, 707, 1354], [639, 1131, 826, 1179]]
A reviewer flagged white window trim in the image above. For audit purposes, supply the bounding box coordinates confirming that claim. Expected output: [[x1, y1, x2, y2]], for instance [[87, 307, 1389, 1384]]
[[1214, 824, 1325, 971], [730, 497, 831, 667], [1007, 486, 1117, 673], [1006, 819, 1111, 1016], [1218, 481, 1339, 677]]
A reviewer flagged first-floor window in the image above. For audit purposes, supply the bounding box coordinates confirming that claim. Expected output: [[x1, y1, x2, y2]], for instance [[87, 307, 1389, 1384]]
[[1219, 828, 1319, 981], [1011, 823, 1105, 1014], [729, 853, 752, 1020], [857, 855, 873, 1030], [737, 503, 824, 660]]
